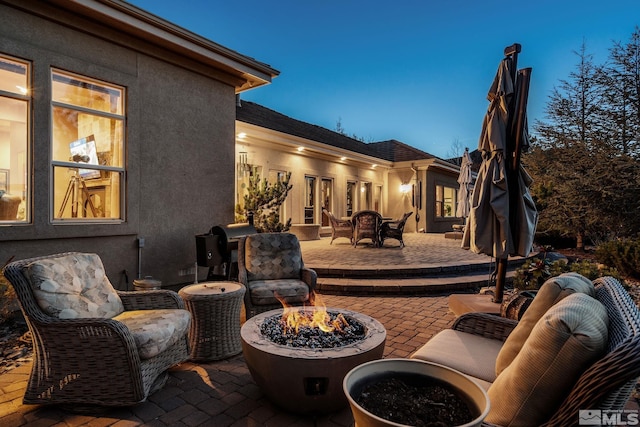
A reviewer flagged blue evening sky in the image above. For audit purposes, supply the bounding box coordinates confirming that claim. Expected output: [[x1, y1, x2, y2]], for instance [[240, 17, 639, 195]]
[[128, 0, 640, 159]]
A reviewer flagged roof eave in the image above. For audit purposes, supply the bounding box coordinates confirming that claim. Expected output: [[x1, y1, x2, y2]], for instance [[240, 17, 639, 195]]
[[43, 0, 280, 92]]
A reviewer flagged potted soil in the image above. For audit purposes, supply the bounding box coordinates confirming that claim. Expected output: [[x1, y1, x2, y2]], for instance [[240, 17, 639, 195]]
[[343, 359, 489, 427]]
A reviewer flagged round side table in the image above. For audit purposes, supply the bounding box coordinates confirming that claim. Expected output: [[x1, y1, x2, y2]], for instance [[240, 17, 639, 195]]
[[178, 281, 245, 361]]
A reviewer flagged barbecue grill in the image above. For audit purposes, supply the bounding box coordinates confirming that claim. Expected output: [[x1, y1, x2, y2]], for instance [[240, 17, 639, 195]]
[[196, 223, 257, 280]]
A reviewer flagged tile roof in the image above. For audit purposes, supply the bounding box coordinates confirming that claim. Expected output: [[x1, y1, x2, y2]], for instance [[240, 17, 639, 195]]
[[236, 101, 439, 163], [368, 139, 436, 162]]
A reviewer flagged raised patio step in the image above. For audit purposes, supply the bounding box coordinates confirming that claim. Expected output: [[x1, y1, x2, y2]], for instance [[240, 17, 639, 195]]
[[316, 269, 516, 295]]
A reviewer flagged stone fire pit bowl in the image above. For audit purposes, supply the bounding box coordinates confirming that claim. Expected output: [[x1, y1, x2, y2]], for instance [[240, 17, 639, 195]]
[[241, 307, 386, 414]]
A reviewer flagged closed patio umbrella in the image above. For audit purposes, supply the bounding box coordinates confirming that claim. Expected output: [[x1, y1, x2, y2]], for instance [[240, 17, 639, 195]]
[[462, 44, 538, 302], [456, 147, 473, 220]]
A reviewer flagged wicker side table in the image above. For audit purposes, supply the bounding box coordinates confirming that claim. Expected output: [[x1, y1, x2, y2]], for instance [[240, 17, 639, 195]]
[[178, 281, 245, 361]]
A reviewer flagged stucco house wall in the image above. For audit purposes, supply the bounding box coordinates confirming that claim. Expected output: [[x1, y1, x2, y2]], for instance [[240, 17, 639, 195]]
[[0, 0, 277, 288], [235, 121, 389, 233]]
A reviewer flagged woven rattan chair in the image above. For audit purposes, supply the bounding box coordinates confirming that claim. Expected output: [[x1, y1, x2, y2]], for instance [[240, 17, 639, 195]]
[[413, 276, 640, 427], [323, 208, 354, 245], [379, 211, 413, 248], [237, 232, 317, 318], [3, 252, 190, 407], [0, 192, 21, 220], [352, 210, 382, 247]]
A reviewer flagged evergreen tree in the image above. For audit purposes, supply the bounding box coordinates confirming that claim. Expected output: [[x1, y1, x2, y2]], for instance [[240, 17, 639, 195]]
[[598, 26, 640, 157], [530, 35, 640, 247], [531, 43, 603, 249], [236, 172, 293, 233]]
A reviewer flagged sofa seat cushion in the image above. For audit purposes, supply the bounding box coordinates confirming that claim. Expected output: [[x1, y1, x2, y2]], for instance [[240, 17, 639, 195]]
[[26, 253, 124, 319], [486, 292, 609, 427], [248, 279, 310, 306], [244, 233, 303, 281], [495, 272, 594, 374], [113, 309, 191, 360], [411, 329, 503, 383]]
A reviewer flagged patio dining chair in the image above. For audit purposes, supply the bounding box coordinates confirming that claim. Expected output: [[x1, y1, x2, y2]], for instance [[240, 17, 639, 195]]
[[352, 210, 382, 247], [2, 252, 191, 407], [322, 208, 353, 244], [379, 211, 413, 248]]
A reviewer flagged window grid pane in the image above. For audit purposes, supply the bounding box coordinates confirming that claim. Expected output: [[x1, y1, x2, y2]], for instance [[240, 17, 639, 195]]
[[51, 70, 125, 221], [0, 54, 30, 223]]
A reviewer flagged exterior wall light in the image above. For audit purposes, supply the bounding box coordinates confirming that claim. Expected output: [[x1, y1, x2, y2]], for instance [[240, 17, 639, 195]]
[[297, 147, 305, 152], [340, 156, 347, 161], [237, 132, 247, 140], [399, 184, 412, 194]]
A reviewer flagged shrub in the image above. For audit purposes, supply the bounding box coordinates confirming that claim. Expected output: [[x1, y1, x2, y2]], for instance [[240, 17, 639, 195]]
[[514, 255, 623, 290], [0, 269, 17, 325], [595, 239, 640, 280]]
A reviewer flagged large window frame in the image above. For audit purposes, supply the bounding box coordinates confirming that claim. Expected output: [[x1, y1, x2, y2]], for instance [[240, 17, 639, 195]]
[[321, 178, 332, 226], [50, 69, 126, 223], [346, 181, 356, 217], [304, 175, 316, 224], [435, 184, 457, 218], [0, 54, 31, 224]]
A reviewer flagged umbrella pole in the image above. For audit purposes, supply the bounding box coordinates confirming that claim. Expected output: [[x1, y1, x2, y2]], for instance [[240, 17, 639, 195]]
[[494, 258, 507, 303]]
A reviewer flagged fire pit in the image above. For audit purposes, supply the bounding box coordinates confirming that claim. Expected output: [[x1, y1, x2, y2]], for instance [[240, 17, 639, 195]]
[[241, 306, 386, 414]]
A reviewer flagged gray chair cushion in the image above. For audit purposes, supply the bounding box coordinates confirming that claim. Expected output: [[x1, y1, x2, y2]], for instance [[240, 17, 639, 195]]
[[26, 252, 124, 319], [244, 233, 303, 281], [113, 309, 191, 360], [248, 278, 311, 305]]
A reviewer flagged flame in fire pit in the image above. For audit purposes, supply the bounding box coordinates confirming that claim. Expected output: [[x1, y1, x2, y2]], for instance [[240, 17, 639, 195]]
[[277, 291, 349, 334]]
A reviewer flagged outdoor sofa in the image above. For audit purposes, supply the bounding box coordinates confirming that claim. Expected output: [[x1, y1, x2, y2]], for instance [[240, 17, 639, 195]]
[[411, 274, 640, 426]]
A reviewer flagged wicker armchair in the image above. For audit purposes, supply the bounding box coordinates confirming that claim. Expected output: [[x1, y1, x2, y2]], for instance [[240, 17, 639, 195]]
[[412, 276, 640, 427], [351, 210, 382, 247], [323, 208, 353, 244], [379, 211, 413, 248], [3, 252, 190, 407], [0, 192, 21, 220], [237, 232, 317, 318]]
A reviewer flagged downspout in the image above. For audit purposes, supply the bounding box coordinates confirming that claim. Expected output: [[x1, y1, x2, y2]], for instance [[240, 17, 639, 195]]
[[411, 164, 420, 232]]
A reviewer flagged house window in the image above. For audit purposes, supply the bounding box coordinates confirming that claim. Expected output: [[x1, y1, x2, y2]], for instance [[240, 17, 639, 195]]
[[0, 55, 30, 223], [304, 176, 315, 224], [51, 70, 125, 221], [321, 178, 332, 226], [346, 181, 356, 217], [361, 182, 372, 210], [435, 185, 456, 217], [374, 184, 382, 212]]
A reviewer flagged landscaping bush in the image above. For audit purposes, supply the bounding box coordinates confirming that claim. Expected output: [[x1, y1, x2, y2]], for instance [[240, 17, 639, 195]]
[[596, 239, 640, 280], [0, 269, 17, 325], [514, 254, 622, 290]]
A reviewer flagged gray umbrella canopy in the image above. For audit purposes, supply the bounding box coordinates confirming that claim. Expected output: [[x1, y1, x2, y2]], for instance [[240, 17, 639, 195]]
[[456, 148, 473, 220], [462, 56, 537, 260]]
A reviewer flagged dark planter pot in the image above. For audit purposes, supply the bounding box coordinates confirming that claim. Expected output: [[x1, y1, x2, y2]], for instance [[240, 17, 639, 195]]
[[343, 359, 489, 427]]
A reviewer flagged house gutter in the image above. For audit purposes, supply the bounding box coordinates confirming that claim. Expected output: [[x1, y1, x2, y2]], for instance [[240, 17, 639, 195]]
[[4, 0, 279, 92]]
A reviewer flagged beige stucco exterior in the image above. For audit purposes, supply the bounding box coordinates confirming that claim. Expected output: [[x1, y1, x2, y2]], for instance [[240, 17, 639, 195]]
[[235, 120, 465, 236]]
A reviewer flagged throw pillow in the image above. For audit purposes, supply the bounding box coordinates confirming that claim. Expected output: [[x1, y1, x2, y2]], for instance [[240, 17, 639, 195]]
[[486, 292, 609, 426], [495, 272, 594, 375]]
